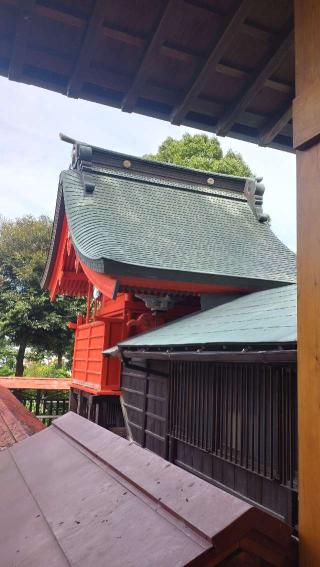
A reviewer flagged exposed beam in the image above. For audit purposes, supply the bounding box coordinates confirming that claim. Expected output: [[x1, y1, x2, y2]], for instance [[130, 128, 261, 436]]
[[24, 5, 292, 98], [103, 27, 145, 49], [241, 22, 273, 42], [36, 5, 84, 29], [265, 78, 292, 95], [215, 29, 294, 136], [8, 0, 35, 81], [184, 0, 274, 41], [67, 0, 106, 98], [170, 0, 253, 125], [216, 63, 292, 94], [259, 104, 292, 146], [35, 2, 275, 44], [121, 0, 181, 113]]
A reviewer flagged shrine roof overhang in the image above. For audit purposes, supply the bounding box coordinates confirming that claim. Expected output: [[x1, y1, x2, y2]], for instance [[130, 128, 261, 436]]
[[0, 0, 294, 152], [41, 138, 296, 296], [105, 283, 297, 354]]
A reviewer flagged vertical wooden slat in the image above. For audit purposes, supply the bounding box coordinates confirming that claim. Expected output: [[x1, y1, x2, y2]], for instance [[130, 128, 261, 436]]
[[164, 359, 297, 527], [235, 365, 239, 465], [262, 367, 267, 477]]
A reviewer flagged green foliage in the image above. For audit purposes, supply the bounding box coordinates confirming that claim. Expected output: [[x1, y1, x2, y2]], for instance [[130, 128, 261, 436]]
[[0, 365, 14, 376], [144, 133, 252, 177], [24, 362, 70, 378], [0, 336, 15, 375], [0, 215, 85, 375], [0, 215, 52, 289]]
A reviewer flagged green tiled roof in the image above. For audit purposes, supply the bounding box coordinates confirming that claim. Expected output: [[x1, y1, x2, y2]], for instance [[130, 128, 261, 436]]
[[110, 285, 296, 349], [43, 140, 296, 290]]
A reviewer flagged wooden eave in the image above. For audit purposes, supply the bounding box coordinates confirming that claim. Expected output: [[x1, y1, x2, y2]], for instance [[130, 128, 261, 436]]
[[44, 206, 249, 300], [0, 0, 294, 152], [45, 215, 89, 300], [119, 347, 297, 364]]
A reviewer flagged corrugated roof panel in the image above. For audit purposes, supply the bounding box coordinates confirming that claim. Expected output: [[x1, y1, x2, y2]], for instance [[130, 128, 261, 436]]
[[112, 284, 296, 348]]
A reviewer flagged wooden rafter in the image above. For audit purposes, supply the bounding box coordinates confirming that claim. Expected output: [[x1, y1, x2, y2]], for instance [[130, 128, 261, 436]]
[[215, 29, 294, 136], [121, 0, 180, 113], [7, 13, 292, 98], [183, 0, 273, 41], [67, 0, 106, 98], [8, 0, 35, 81], [259, 104, 292, 146], [170, 0, 253, 125], [32, 2, 274, 43], [61, 271, 88, 282], [19, 3, 292, 100], [36, 4, 84, 29]]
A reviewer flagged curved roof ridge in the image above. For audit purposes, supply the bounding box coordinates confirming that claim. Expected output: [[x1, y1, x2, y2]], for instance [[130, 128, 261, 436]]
[[42, 140, 296, 293]]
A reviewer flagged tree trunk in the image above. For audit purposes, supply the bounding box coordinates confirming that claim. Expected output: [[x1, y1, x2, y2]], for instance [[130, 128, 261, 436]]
[[15, 340, 26, 376], [57, 352, 63, 368]]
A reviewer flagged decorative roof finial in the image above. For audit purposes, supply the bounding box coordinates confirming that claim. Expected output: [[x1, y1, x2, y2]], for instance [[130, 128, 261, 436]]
[[244, 178, 270, 223]]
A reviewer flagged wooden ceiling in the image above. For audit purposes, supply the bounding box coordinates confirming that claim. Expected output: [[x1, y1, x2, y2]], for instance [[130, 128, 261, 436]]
[[0, 0, 294, 151]]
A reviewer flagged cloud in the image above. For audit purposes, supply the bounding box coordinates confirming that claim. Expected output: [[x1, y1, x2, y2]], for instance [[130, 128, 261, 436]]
[[0, 76, 296, 251]]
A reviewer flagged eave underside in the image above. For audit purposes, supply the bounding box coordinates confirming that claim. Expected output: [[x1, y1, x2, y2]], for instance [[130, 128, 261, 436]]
[[0, 0, 294, 152], [44, 216, 292, 300]]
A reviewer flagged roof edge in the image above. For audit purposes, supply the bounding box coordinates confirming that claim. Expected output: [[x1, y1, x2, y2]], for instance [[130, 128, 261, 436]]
[[75, 251, 296, 290], [41, 180, 65, 290], [60, 132, 255, 189]]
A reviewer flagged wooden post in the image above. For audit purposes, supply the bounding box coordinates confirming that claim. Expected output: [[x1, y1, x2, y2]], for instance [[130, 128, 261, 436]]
[[294, 1, 320, 564], [88, 395, 93, 422]]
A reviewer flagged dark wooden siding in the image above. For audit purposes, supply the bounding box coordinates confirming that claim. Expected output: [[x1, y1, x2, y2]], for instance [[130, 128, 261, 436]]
[[121, 357, 298, 526], [122, 359, 169, 458], [69, 389, 124, 429]]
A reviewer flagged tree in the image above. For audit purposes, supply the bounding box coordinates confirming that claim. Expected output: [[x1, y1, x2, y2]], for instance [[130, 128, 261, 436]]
[[144, 133, 252, 177], [0, 336, 16, 376], [0, 216, 83, 375]]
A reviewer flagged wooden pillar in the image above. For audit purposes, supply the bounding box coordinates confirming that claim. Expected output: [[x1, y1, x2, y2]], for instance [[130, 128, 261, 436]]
[[294, 1, 320, 564]]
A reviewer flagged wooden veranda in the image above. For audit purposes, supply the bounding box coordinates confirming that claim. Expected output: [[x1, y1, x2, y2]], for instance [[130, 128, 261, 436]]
[[0, 1, 319, 563]]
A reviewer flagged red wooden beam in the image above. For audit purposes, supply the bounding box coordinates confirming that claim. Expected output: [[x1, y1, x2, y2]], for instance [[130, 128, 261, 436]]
[[0, 378, 71, 390], [118, 274, 248, 295], [80, 262, 119, 300]]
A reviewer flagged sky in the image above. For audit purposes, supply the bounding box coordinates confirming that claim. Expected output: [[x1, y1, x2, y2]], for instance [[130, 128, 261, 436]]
[[0, 75, 296, 252]]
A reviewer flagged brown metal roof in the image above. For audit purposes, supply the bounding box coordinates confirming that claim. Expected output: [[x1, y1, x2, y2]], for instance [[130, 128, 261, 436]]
[[0, 412, 296, 566], [0, 0, 294, 152], [0, 385, 44, 450], [0, 377, 71, 390]]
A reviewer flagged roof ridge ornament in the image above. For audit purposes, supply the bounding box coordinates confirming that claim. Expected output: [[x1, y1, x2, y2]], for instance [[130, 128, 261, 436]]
[[244, 178, 270, 223], [77, 144, 93, 166], [59, 133, 93, 170]]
